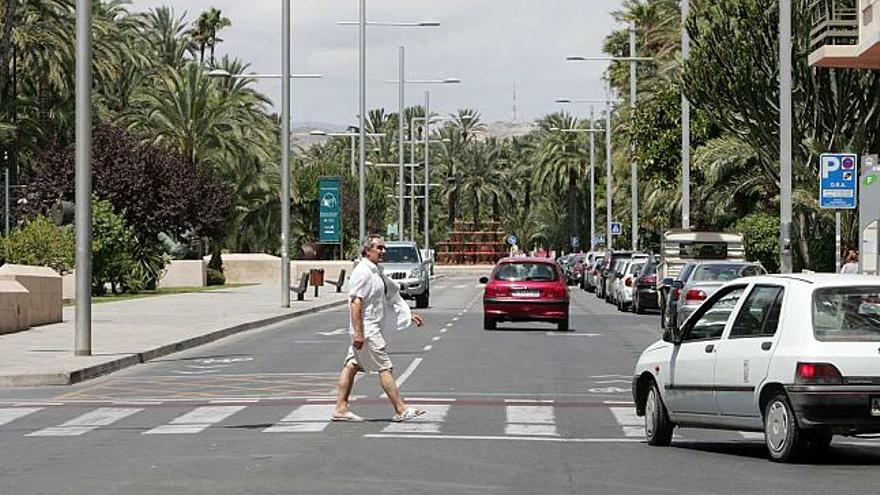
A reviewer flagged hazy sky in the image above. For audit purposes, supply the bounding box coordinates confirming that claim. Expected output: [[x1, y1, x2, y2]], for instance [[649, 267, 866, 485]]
[[132, 0, 623, 126]]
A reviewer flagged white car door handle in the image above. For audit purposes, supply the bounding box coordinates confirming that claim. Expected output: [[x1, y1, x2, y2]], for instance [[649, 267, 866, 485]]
[[705, 344, 715, 353], [761, 342, 772, 351]]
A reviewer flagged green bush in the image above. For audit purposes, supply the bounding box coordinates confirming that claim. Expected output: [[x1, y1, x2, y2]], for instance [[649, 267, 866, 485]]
[[0, 216, 75, 274], [735, 213, 779, 273], [207, 268, 226, 286]]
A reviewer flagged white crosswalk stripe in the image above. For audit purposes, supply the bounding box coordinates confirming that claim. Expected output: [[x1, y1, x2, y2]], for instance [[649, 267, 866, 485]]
[[27, 407, 142, 437], [143, 406, 245, 435], [264, 405, 334, 433], [609, 407, 643, 438], [0, 407, 43, 426], [381, 404, 451, 434], [505, 405, 558, 436]]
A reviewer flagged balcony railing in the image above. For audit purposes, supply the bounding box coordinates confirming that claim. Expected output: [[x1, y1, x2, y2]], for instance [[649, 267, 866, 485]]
[[810, 0, 859, 52]]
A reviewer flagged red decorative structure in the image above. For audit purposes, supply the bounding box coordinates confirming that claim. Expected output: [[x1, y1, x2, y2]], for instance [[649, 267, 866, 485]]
[[437, 221, 509, 265]]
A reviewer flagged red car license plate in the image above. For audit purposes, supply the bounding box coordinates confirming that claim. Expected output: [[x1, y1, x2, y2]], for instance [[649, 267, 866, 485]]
[[872, 397, 880, 417], [512, 290, 540, 298]]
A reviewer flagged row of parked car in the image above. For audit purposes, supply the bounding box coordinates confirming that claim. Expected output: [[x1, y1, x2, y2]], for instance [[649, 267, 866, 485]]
[[558, 251, 766, 330]]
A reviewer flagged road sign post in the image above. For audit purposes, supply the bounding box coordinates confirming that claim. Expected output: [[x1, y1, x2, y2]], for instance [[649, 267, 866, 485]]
[[610, 222, 622, 237], [319, 178, 342, 256], [820, 154, 858, 271]]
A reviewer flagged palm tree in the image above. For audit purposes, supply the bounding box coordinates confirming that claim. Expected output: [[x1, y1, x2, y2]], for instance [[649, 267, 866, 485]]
[[457, 140, 505, 230]]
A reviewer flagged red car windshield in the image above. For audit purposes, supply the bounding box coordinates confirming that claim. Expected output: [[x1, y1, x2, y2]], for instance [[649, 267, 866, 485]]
[[494, 263, 558, 282]]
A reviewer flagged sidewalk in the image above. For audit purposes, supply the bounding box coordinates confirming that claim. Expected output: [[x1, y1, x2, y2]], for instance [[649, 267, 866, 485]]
[[0, 284, 349, 387]]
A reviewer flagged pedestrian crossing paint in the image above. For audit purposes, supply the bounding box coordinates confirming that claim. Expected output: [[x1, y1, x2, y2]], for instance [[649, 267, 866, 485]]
[[143, 406, 245, 435], [381, 404, 451, 434], [28, 407, 142, 437], [609, 407, 643, 438], [264, 404, 334, 433], [0, 407, 42, 426], [505, 405, 558, 436]]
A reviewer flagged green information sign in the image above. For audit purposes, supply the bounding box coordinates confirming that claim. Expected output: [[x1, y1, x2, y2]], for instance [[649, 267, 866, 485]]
[[319, 177, 341, 244]]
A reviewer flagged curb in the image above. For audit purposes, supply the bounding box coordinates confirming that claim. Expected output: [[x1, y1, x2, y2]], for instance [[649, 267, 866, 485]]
[[0, 298, 349, 388]]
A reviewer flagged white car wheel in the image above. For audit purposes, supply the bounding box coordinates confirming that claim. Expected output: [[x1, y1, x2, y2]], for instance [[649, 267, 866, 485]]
[[764, 393, 805, 462]]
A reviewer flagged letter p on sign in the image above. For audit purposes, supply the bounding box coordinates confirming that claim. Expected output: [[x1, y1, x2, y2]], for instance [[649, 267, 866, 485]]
[[821, 155, 841, 179]]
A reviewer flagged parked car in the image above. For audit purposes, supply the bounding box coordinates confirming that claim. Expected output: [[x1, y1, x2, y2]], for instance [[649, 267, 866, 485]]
[[632, 262, 660, 314], [582, 253, 606, 292], [674, 261, 766, 326], [480, 257, 570, 331], [632, 274, 880, 462], [614, 260, 646, 312], [607, 258, 631, 305], [601, 252, 649, 303], [568, 254, 588, 286], [660, 262, 698, 331], [382, 241, 431, 308]]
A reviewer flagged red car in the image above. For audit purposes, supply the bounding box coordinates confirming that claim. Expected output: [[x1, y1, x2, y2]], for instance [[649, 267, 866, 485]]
[[480, 258, 570, 331]]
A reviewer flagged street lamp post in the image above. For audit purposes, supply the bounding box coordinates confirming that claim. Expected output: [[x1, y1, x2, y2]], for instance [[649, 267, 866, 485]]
[[338, 9, 440, 243], [385, 72, 459, 242], [550, 121, 603, 252], [75, 0, 92, 356], [568, 48, 652, 251], [424, 91, 431, 261], [208, 68, 322, 308], [556, 96, 622, 250], [682, 0, 691, 230], [780, 0, 793, 273], [308, 130, 384, 176]]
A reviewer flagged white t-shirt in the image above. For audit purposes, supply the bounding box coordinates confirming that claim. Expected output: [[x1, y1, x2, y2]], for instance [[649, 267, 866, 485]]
[[348, 259, 387, 338], [840, 262, 860, 274]]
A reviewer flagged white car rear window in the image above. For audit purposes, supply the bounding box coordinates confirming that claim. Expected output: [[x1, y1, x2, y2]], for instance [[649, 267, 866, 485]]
[[813, 287, 880, 342]]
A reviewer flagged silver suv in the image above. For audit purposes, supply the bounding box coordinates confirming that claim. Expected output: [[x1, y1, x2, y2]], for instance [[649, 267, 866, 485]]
[[382, 241, 431, 308]]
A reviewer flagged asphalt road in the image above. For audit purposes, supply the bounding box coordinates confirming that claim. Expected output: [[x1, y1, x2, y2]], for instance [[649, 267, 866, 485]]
[[1, 270, 878, 495]]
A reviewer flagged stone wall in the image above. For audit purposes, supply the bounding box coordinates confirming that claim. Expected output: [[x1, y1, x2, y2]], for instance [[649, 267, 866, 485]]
[[0, 264, 62, 326]]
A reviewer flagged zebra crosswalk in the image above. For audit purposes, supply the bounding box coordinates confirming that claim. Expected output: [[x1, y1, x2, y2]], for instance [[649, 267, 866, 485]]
[[0, 401, 870, 446]]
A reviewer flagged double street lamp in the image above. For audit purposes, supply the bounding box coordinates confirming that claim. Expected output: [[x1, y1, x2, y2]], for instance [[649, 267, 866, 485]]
[[208, 66, 322, 309], [383, 71, 460, 240], [308, 130, 385, 176], [337, 4, 440, 244], [568, 22, 653, 251], [551, 120, 604, 252], [557, 96, 622, 251]]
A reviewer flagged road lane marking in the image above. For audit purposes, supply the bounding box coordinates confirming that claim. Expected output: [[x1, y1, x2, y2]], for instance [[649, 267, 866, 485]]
[[28, 408, 143, 437], [264, 405, 334, 433], [364, 434, 642, 443], [381, 404, 450, 434], [603, 401, 635, 405], [422, 345, 433, 352], [209, 399, 260, 404], [432, 336, 441, 342], [506, 405, 558, 436], [440, 329, 447, 334], [594, 379, 631, 385], [452, 317, 459, 321], [387, 357, 424, 393], [317, 328, 348, 336], [0, 408, 42, 426], [143, 406, 245, 435], [453, 285, 468, 289], [445, 323, 453, 327], [13, 402, 61, 407], [546, 333, 601, 337], [592, 375, 631, 379], [504, 399, 555, 404]]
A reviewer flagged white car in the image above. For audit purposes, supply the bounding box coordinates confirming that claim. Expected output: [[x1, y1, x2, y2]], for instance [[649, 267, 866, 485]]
[[614, 260, 646, 312], [632, 274, 880, 462]]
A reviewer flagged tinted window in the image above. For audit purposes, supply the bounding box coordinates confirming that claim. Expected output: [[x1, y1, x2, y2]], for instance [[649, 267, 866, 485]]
[[629, 263, 645, 275], [730, 286, 784, 338], [385, 246, 419, 263], [692, 264, 763, 282], [813, 287, 880, 342], [494, 263, 558, 282], [679, 242, 728, 260], [683, 287, 746, 341]]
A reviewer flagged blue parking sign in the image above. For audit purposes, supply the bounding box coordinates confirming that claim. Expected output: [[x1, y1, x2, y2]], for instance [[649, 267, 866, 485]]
[[820, 153, 858, 209]]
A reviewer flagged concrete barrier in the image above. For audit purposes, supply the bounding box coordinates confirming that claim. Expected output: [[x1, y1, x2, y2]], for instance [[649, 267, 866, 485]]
[[202, 254, 354, 287], [0, 280, 30, 334], [206, 254, 281, 285], [159, 260, 207, 288], [0, 264, 62, 326]]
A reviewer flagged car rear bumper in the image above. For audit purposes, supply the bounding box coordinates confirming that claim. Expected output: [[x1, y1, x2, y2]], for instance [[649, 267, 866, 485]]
[[635, 288, 659, 308], [484, 299, 569, 321], [786, 385, 880, 433]]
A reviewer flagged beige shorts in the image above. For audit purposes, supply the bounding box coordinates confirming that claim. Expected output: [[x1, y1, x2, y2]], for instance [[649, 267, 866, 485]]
[[344, 334, 393, 373]]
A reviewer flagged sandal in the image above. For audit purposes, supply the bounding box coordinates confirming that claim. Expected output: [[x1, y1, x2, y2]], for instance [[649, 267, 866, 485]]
[[393, 407, 426, 422], [331, 411, 364, 422]]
